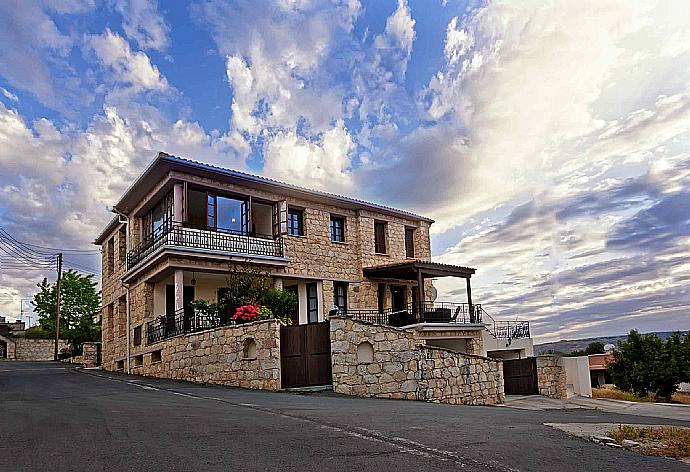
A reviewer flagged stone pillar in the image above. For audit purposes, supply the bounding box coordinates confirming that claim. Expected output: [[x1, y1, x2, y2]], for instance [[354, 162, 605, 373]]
[[173, 183, 183, 224], [322, 279, 334, 319], [174, 269, 184, 312]]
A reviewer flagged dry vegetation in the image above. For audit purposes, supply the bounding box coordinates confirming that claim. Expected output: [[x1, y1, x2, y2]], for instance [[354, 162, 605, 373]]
[[592, 388, 690, 404], [609, 425, 690, 460]]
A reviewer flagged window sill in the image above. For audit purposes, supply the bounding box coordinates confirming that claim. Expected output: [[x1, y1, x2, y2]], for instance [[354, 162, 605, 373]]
[[374, 252, 390, 256], [286, 234, 307, 238], [330, 240, 348, 245], [243, 357, 257, 361], [149, 360, 162, 365]]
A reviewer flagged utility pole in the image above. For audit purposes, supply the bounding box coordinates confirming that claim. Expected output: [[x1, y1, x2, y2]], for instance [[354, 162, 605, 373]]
[[54, 253, 63, 361]]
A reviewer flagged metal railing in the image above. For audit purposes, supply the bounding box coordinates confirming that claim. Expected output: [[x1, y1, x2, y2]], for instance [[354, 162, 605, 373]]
[[482, 309, 531, 339], [127, 222, 284, 270], [146, 307, 224, 345], [340, 301, 484, 328]]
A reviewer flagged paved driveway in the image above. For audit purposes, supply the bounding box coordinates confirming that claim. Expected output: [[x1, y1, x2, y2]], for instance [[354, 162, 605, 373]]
[[1, 361, 688, 471]]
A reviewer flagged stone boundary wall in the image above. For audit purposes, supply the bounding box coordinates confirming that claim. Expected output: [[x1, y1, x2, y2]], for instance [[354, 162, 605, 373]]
[[536, 354, 567, 399], [13, 339, 69, 361], [127, 319, 281, 391], [82, 342, 101, 367], [0, 334, 16, 359], [330, 317, 504, 405]]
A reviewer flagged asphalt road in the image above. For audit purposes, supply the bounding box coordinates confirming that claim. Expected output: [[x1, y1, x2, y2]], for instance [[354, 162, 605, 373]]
[[1, 361, 687, 472]]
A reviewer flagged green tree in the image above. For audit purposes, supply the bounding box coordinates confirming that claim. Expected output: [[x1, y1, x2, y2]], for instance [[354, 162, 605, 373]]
[[32, 270, 101, 353], [607, 330, 690, 399]]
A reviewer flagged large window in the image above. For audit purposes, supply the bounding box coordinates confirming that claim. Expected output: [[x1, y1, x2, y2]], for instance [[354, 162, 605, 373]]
[[307, 282, 318, 323], [187, 188, 246, 234], [333, 282, 348, 312], [374, 221, 387, 254], [405, 227, 415, 258], [330, 216, 345, 242], [287, 208, 304, 236], [144, 191, 173, 237], [216, 196, 244, 234], [107, 237, 115, 275]]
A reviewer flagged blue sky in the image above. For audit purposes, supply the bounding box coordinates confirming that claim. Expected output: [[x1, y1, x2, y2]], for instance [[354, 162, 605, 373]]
[[1, 0, 690, 342]]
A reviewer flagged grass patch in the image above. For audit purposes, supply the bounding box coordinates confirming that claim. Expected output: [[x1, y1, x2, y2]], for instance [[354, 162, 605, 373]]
[[592, 388, 654, 402], [609, 425, 690, 460], [593, 388, 690, 404]]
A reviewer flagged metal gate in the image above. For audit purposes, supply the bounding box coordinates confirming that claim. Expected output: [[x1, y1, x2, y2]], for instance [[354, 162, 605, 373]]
[[280, 322, 332, 388], [503, 357, 538, 395]]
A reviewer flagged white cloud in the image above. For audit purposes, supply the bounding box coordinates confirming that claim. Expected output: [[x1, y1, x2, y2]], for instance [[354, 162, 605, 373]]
[[372, 0, 416, 77], [0, 88, 18, 102], [263, 122, 355, 192], [114, 0, 170, 51], [88, 29, 168, 92]]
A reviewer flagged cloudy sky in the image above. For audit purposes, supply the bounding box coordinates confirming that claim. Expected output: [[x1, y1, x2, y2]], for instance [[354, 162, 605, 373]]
[[1, 0, 689, 342]]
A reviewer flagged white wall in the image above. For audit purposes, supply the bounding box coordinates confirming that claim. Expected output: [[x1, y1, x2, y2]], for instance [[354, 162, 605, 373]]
[[482, 330, 534, 358], [562, 356, 592, 398], [285, 279, 323, 325]]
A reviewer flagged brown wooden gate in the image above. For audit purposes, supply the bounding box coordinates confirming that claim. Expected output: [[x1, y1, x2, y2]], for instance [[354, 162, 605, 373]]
[[503, 357, 538, 395], [280, 322, 332, 388]]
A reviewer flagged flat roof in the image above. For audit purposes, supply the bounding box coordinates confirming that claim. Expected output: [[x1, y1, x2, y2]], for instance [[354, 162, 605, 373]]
[[363, 260, 476, 280]]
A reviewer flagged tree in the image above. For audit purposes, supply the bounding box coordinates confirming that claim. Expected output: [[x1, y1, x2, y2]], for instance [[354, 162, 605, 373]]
[[607, 330, 690, 399], [568, 341, 606, 357], [32, 270, 101, 353]]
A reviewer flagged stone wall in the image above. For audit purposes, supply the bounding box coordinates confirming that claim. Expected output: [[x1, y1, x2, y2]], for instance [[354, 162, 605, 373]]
[[331, 317, 504, 405], [13, 338, 69, 361], [536, 354, 567, 399], [82, 342, 101, 368], [0, 334, 15, 359], [128, 319, 281, 391]]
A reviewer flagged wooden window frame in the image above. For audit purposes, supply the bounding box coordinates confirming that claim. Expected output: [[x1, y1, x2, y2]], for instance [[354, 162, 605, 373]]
[[287, 207, 304, 236], [333, 282, 348, 311], [306, 282, 319, 324], [374, 221, 387, 254], [330, 215, 345, 243], [133, 325, 142, 347], [107, 237, 115, 275], [405, 227, 415, 258]]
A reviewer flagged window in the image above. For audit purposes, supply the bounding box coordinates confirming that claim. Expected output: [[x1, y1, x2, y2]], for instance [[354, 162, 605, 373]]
[[133, 325, 142, 347], [374, 221, 387, 254], [115, 360, 124, 370], [287, 208, 304, 236], [107, 237, 115, 275], [207, 193, 216, 228], [118, 226, 127, 266], [216, 196, 245, 234], [117, 296, 126, 338], [150, 350, 162, 364], [106, 304, 114, 341], [333, 282, 348, 312], [145, 192, 173, 236], [307, 282, 319, 323], [330, 216, 345, 242], [405, 227, 415, 258], [133, 355, 143, 367], [243, 338, 257, 359], [377, 284, 385, 313]]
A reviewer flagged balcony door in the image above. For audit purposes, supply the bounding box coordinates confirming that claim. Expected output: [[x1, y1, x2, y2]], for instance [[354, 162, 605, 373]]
[[186, 188, 247, 235]]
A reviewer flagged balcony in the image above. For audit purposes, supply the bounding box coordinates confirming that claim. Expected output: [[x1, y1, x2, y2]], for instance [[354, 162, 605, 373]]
[[340, 301, 485, 328], [126, 223, 284, 271]]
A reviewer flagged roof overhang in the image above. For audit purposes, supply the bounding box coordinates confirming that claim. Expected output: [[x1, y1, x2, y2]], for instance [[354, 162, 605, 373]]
[[363, 260, 476, 280], [111, 152, 435, 223], [94, 216, 122, 246]]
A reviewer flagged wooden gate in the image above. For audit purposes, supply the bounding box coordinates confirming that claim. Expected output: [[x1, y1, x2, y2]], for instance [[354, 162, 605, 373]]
[[503, 357, 538, 395], [280, 322, 332, 388]]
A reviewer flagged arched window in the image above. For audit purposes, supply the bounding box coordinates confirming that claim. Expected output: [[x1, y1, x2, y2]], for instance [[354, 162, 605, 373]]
[[356, 341, 374, 363]]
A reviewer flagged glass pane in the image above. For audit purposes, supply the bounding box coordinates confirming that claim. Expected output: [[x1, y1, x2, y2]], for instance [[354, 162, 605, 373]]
[[217, 196, 244, 233]]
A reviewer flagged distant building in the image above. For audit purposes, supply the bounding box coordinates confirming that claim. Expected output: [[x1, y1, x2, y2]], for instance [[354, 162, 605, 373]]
[[588, 353, 614, 387], [0, 316, 26, 337]]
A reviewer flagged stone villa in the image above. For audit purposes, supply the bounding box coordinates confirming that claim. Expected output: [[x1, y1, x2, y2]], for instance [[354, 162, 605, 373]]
[[95, 153, 551, 405]]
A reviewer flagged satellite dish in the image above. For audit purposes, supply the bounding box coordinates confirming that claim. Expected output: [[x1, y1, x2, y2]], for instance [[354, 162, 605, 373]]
[[430, 286, 438, 302], [604, 343, 616, 353]]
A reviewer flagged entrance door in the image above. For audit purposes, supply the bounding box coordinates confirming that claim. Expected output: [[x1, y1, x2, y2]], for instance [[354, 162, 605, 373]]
[[0, 340, 6, 358], [280, 322, 332, 388], [391, 286, 406, 312], [503, 357, 539, 395]]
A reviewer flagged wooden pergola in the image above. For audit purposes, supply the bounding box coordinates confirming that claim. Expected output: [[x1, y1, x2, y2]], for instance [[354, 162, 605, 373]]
[[362, 260, 476, 310]]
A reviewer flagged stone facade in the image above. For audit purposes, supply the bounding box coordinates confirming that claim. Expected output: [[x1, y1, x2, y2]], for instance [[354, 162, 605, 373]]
[[331, 317, 504, 405], [0, 334, 15, 359], [82, 342, 101, 368], [97, 165, 436, 373], [132, 319, 281, 391], [11, 338, 69, 361], [536, 354, 567, 399]]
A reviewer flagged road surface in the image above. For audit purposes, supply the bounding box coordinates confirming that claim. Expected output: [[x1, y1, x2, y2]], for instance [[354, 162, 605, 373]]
[[1, 361, 687, 471]]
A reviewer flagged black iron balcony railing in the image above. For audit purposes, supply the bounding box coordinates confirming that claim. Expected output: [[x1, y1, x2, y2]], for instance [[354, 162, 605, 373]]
[[127, 222, 284, 270], [146, 307, 224, 345], [340, 301, 485, 328], [490, 321, 530, 339]]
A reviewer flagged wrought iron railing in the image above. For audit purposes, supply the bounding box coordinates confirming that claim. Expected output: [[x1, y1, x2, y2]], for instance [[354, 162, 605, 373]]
[[146, 307, 224, 345], [127, 223, 284, 270], [339, 301, 484, 328], [490, 321, 530, 339]]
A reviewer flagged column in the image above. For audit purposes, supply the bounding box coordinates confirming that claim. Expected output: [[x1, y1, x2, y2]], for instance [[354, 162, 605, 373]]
[[466, 277, 474, 322], [173, 183, 183, 224], [174, 269, 184, 312]]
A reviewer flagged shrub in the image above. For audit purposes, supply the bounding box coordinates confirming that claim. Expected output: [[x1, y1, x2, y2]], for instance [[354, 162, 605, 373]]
[[23, 326, 54, 339], [232, 305, 260, 323], [262, 288, 298, 325]]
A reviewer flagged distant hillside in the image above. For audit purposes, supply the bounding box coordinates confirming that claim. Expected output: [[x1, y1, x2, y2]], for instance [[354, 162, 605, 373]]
[[535, 330, 689, 355]]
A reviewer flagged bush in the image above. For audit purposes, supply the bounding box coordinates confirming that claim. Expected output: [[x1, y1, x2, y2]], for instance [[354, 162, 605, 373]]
[[262, 288, 298, 325], [607, 330, 690, 400], [23, 326, 54, 339]]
